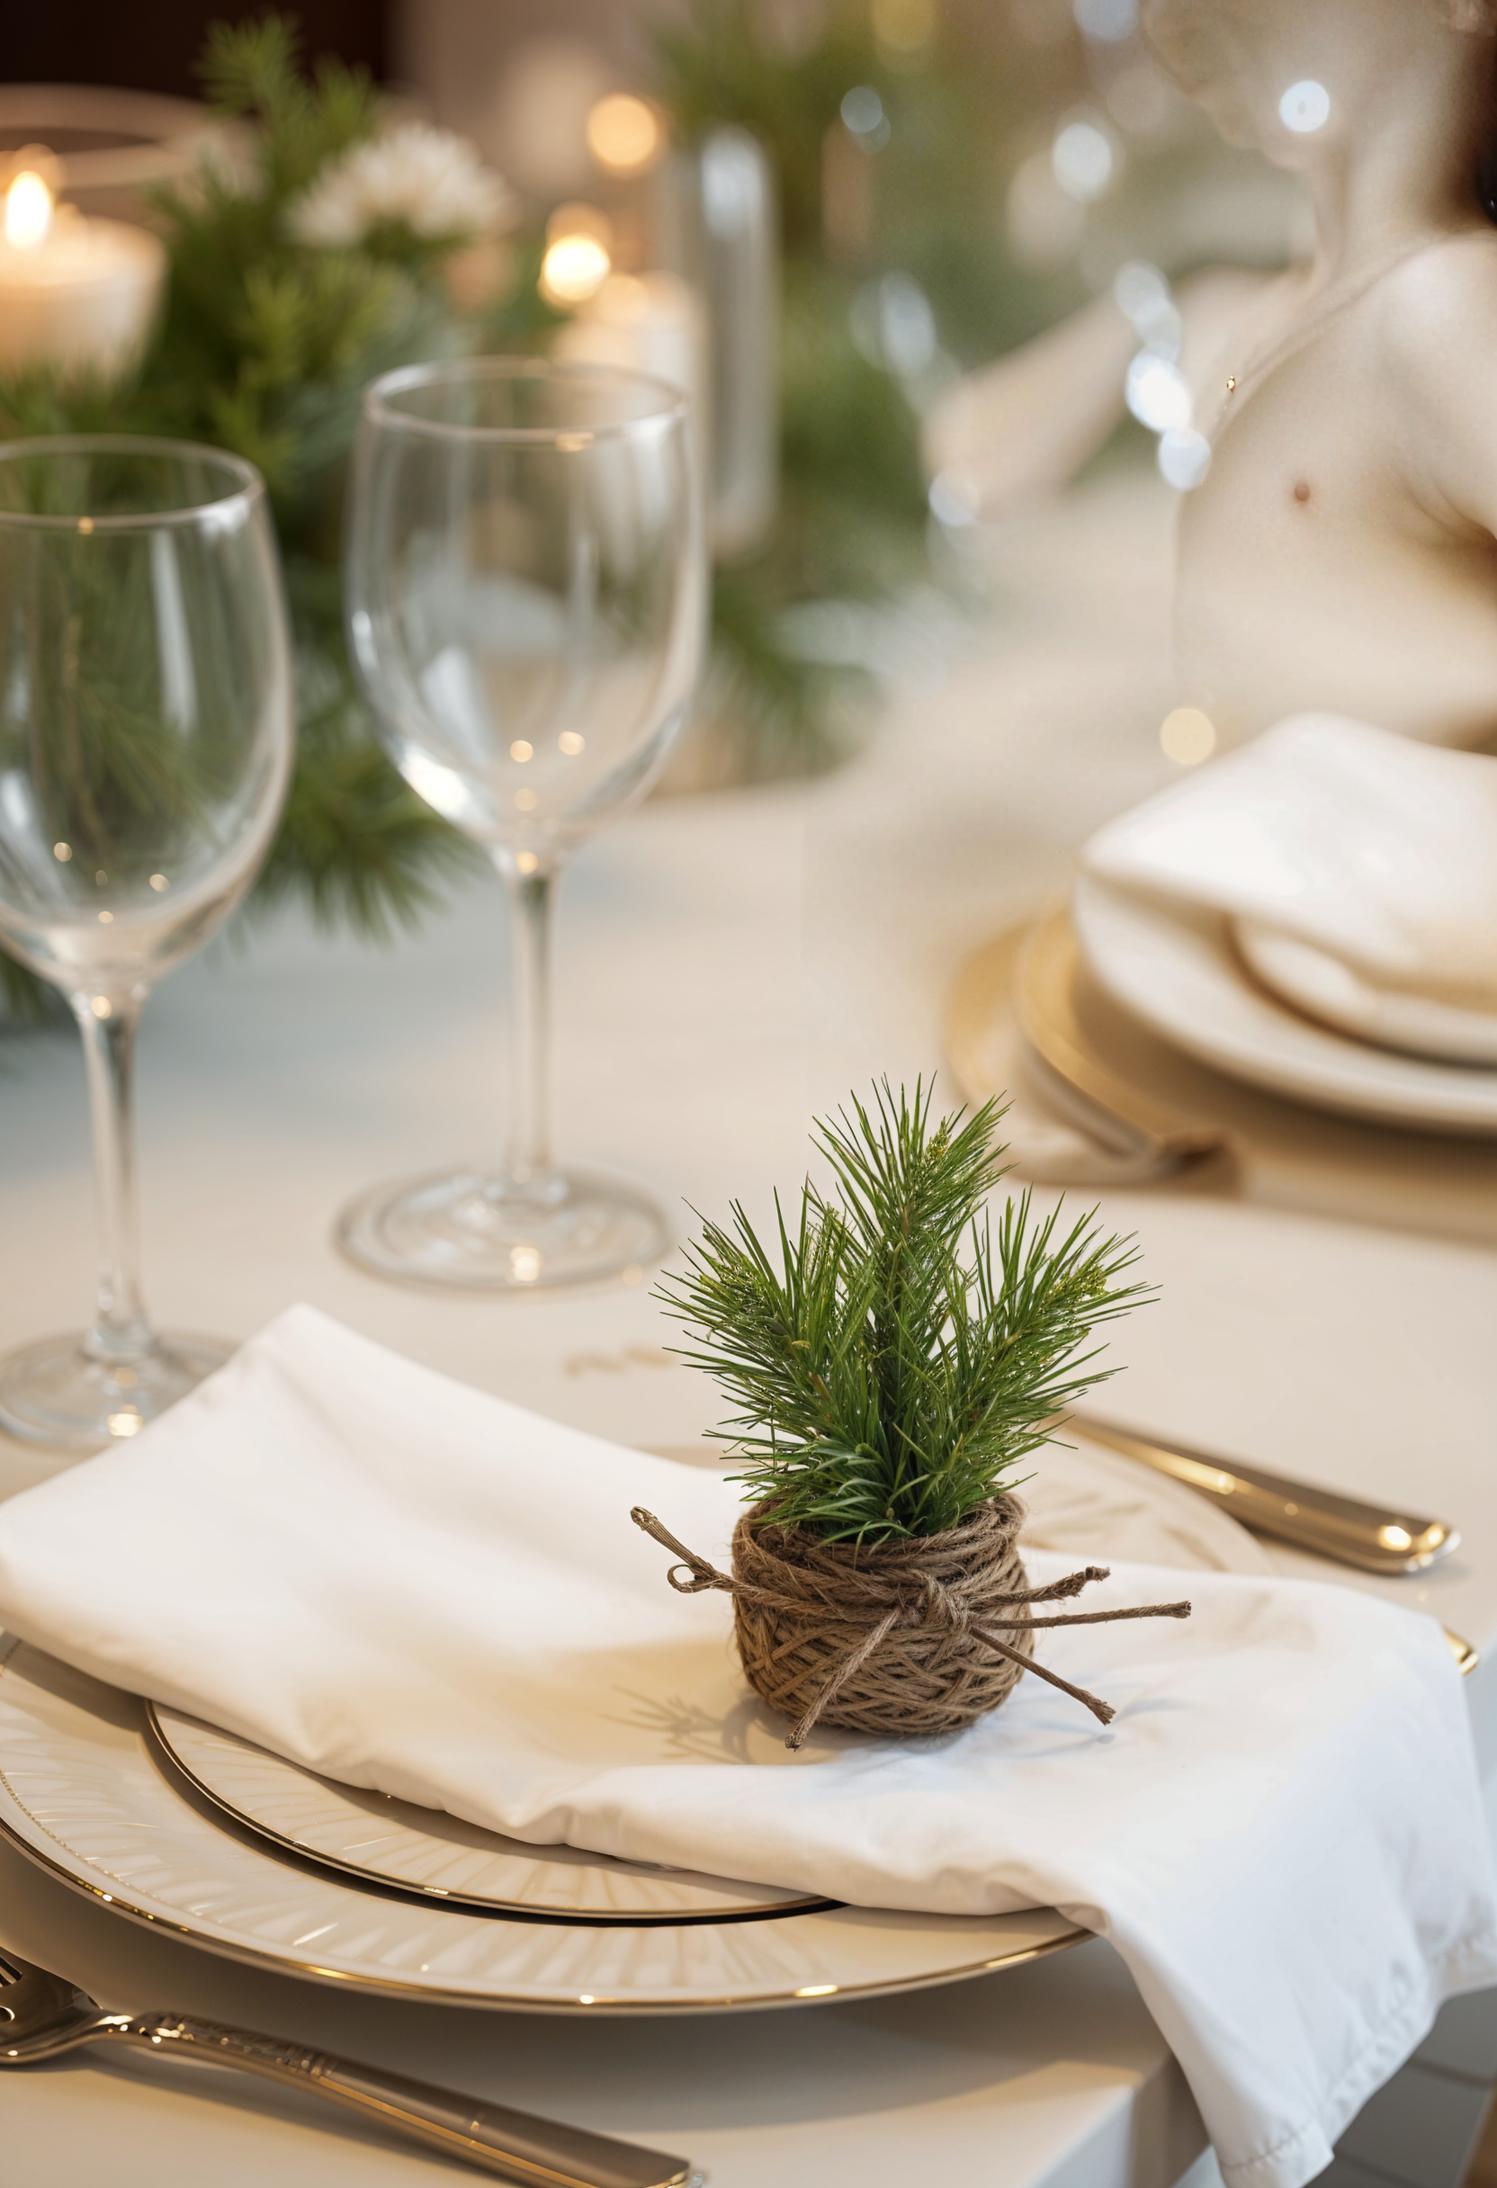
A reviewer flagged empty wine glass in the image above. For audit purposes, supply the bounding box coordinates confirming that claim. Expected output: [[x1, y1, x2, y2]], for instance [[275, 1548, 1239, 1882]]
[[338, 357, 704, 1290], [0, 437, 294, 1450]]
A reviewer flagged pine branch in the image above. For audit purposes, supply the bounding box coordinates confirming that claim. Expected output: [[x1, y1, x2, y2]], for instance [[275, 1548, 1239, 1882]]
[[658, 1081, 1151, 1542], [259, 728, 482, 938], [705, 569, 855, 777], [193, 16, 378, 198], [0, 16, 492, 1025]]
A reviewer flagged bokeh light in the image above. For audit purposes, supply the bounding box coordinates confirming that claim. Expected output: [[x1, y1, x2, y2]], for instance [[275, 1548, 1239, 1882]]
[[539, 231, 612, 307], [841, 85, 891, 149], [1126, 353, 1191, 433], [1074, 0, 1139, 43], [928, 469, 981, 528], [586, 94, 664, 176], [1159, 707, 1218, 765], [1278, 80, 1331, 134], [1051, 118, 1117, 203], [1158, 428, 1212, 492]]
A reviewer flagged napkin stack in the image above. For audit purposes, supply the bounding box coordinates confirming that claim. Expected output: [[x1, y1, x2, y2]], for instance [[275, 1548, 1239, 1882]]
[[1082, 713, 1497, 1061], [0, 1306, 1492, 2188]]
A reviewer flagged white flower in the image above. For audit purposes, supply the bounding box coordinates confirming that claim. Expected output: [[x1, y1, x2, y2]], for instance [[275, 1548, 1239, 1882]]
[[289, 121, 515, 249]]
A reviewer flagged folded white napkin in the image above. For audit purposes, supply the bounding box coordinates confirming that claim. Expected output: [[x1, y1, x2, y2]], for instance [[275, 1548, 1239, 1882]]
[[1083, 714, 1497, 1061], [0, 1307, 1492, 2188]]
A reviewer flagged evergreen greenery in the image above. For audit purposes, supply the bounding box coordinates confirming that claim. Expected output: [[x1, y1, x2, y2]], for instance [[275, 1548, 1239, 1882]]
[[0, 16, 490, 1018], [0, 4, 1101, 1014], [658, 1081, 1149, 1544], [648, 0, 1086, 777]]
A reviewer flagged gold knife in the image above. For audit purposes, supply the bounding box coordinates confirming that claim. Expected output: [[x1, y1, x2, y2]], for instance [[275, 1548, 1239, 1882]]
[[1075, 1412, 1475, 1676], [1072, 1411, 1459, 1577]]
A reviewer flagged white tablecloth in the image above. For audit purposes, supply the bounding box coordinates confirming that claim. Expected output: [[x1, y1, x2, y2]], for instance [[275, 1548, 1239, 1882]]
[[2, 470, 1495, 2188]]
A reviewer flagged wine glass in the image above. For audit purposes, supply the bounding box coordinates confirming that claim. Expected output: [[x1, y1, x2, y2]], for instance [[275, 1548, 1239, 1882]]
[[0, 437, 294, 1450], [338, 357, 704, 1290]]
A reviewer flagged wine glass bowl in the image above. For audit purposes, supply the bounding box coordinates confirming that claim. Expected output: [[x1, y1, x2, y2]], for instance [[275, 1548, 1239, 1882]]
[[349, 360, 699, 861], [0, 443, 290, 996], [337, 357, 704, 1292], [0, 436, 294, 1449]]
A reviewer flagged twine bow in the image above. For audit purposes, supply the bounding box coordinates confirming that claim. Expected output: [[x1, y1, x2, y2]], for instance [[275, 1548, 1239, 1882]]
[[632, 1504, 1191, 1748]]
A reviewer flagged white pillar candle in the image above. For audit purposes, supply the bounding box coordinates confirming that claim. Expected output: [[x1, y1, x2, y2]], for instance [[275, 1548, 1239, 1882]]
[[554, 269, 711, 460], [0, 161, 166, 379]]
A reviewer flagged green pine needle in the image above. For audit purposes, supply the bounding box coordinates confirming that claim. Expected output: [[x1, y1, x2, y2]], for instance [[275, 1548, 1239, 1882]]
[[657, 1080, 1151, 1543]]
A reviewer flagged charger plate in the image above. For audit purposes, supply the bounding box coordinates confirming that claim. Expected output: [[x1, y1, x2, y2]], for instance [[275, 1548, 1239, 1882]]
[[0, 1637, 1084, 2011]]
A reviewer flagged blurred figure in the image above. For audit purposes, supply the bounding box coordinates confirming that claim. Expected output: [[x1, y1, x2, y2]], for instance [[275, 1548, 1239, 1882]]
[[928, 0, 1497, 749]]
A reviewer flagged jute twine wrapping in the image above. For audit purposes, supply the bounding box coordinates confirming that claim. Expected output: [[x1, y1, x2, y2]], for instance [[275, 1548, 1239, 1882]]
[[632, 1496, 1192, 1749]]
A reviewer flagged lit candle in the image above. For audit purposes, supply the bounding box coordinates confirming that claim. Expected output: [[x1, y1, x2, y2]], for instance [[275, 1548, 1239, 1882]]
[[0, 153, 166, 379], [539, 204, 615, 310]]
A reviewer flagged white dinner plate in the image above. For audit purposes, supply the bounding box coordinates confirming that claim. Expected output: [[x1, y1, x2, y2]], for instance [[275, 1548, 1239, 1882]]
[[0, 1636, 1083, 2011], [1236, 922, 1497, 1068], [145, 1703, 827, 1923], [1074, 875, 1497, 1135], [140, 1434, 1267, 1924]]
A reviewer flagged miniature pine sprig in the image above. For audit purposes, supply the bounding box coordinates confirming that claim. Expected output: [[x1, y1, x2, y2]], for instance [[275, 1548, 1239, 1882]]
[[657, 1080, 1150, 1543]]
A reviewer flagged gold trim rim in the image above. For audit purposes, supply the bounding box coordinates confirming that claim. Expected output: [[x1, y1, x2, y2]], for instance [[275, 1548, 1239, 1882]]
[[1071, 882, 1497, 1132], [0, 1640, 1087, 2013], [0, 1804, 1087, 2014], [143, 1701, 833, 1928]]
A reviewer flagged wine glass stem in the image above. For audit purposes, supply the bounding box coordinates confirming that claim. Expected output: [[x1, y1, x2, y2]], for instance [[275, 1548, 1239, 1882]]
[[75, 999, 154, 1368], [503, 863, 556, 1198]]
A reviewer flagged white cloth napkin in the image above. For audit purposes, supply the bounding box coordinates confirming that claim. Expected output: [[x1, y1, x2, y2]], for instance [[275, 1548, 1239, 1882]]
[[0, 1306, 1492, 2188], [1082, 714, 1497, 1061]]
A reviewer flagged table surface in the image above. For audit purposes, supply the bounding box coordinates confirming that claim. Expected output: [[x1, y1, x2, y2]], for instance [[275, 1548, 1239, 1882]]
[[2, 473, 1494, 2188]]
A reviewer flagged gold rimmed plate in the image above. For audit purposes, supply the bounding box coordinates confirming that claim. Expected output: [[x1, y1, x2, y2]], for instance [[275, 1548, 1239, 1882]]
[[145, 1702, 829, 1925], [1072, 875, 1497, 1137], [0, 1637, 1085, 2012]]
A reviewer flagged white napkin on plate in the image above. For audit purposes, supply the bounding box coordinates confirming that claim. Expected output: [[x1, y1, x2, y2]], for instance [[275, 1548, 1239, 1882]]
[[0, 1306, 1492, 2188], [1083, 714, 1497, 1061]]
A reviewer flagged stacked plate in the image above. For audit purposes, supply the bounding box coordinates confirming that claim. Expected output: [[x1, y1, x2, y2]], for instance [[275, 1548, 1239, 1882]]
[[0, 1443, 1264, 2014], [1073, 874, 1497, 1137]]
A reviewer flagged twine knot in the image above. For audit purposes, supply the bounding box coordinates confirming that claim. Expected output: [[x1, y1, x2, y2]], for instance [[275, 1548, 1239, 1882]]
[[915, 1570, 969, 1634], [632, 1499, 1190, 1749]]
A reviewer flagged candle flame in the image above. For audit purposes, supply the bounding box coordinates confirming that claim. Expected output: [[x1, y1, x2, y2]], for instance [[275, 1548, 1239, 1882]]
[[539, 231, 612, 308], [4, 168, 55, 252]]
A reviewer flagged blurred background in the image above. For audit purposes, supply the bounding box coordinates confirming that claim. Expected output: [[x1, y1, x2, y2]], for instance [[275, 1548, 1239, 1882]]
[[0, 0, 1310, 1001]]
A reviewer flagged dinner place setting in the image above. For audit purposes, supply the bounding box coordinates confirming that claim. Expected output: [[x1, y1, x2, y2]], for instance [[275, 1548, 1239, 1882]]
[[4, 8, 1497, 2188]]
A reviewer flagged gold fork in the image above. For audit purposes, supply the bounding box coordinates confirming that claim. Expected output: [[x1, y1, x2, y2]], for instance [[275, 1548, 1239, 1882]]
[[0, 1944, 699, 2187]]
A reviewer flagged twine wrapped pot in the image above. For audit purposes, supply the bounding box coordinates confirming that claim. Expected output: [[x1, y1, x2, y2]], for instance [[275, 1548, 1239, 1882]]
[[633, 1496, 1191, 1749]]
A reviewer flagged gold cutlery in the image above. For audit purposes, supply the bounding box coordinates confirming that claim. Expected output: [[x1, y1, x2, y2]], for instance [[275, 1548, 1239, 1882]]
[[1073, 1412, 1459, 1578], [1014, 911, 1224, 1167], [942, 911, 1225, 1172], [0, 1946, 699, 2188], [1071, 1417, 1474, 1672]]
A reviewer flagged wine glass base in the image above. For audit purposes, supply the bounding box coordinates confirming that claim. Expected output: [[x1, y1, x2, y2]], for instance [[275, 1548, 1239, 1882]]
[[0, 1331, 235, 1454], [334, 1167, 668, 1293]]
